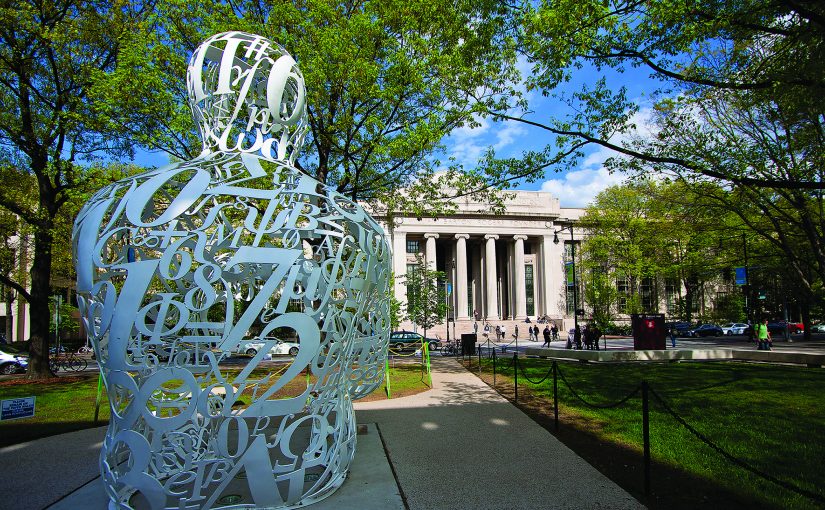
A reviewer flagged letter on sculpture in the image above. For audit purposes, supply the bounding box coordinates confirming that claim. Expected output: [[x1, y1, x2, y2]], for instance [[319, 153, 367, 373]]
[[72, 31, 391, 509]]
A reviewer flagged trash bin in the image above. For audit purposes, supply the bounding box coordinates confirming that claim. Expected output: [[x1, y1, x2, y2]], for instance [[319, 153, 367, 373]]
[[461, 333, 477, 355]]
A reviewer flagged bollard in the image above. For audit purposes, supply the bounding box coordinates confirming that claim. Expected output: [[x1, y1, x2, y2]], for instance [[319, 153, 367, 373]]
[[493, 349, 497, 386], [513, 352, 518, 402], [642, 380, 650, 496], [478, 345, 482, 375], [553, 361, 559, 431]]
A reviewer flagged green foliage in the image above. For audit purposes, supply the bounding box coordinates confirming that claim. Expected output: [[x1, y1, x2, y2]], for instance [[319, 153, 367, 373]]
[[98, 0, 522, 215], [48, 297, 80, 337], [402, 255, 447, 334]]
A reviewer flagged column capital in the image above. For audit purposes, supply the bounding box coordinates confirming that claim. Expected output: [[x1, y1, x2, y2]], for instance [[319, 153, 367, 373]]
[[484, 234, 499, 241], [513, 235, 528, 241], [424, 233, 440, 239], [454, 233, 470, 240]]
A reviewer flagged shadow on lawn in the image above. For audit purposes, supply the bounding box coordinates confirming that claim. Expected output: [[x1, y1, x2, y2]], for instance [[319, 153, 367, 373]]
[[0, 420, 108, 449], [473, 364, 783, 510]]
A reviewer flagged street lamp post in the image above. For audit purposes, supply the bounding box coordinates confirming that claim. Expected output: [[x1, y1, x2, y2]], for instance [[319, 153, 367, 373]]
[[553, 226, 578, 337]]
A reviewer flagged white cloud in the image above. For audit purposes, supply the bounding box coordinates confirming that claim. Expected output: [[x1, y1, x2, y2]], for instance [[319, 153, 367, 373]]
[[541, 167, 628, 208], [493, 121, 527, 151], [539, 104, 658, 207]]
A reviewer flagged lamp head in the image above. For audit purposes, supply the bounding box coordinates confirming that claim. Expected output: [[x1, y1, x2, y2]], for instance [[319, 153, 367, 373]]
[[553, 232, 559, 245]]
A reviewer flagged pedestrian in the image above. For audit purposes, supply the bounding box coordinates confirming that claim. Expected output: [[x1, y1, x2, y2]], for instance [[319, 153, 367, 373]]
[[501, 324, 507, 341], [592, 323, 602, 350], [495, 325, 501, 341], [583, 324, 593, 350], [756, 319, 772, 350], [473, 321, 478, 335], [474, 309, 479, 321], [566, 328, 574, 349], [534, 325, 540, 342], [574, 325, 582, 350], [514, 324, 519, 339], [542, 326, 551, 347], [670, 328, 677, 348], [551, 322, 558, 341]]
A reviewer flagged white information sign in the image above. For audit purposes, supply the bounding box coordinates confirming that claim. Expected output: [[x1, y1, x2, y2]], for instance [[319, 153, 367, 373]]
[[1, 396, 36, 420]]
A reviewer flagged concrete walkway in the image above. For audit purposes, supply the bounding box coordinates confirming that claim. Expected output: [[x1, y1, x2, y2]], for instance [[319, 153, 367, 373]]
[[0, 357, 643, 510], [354, 356, 643, 510]]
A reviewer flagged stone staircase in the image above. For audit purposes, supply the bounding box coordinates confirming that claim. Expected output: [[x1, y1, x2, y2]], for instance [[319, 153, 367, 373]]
[[399, 317, 576, 341]]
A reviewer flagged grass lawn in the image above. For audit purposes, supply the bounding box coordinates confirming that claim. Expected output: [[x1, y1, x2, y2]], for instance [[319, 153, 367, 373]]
[[473, 357, 825, 510], [0, 361, 430, 448]]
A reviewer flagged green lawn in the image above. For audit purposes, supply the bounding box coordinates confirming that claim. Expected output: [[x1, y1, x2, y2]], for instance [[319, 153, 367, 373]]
[[481, 358, 825, 510], [0, 363, 429, 447]]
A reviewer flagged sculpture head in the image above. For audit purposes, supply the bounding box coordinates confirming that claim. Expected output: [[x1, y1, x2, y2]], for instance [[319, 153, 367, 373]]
[[187, 31, 309, 163]]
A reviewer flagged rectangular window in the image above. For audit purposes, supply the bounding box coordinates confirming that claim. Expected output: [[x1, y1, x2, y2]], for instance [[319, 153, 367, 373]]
[[525, 264, 535, 316], [640, 277, 655, 312], [406, 240, 419, 254], [665, 278, 679, 314], [617, 277, 630, 314]]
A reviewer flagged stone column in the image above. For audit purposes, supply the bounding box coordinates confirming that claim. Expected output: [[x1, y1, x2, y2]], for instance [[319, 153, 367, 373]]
[[485, 234, 499, 319], [392, 230, 407, 305], [513, 235, 528, 320], [424, 233, 439, 270], [455, 234, 470, 319], [542, 233, 563, 317]]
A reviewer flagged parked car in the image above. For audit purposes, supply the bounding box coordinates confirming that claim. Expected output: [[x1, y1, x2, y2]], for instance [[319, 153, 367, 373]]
[[720, 323, 749, 336], [810, 323, 825, 333], [237, 338, 299, 357], [766, 321, 803, 336], [686, 324, 724, 337], [0, 344, 28, 374], [389, 331, 440, 351], [665, 322, 694, 337]]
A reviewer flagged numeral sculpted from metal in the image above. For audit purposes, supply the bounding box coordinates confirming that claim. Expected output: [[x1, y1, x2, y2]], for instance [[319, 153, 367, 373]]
[[72, 32, 391, 509]]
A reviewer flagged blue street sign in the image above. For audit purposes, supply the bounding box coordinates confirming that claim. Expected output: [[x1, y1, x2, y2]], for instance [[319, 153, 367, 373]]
[[735, 267, 747, 285], [446, 283, 452, 296]]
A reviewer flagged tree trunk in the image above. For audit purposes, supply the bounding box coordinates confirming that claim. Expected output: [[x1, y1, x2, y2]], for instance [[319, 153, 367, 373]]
[[25, 225, 54, 379]]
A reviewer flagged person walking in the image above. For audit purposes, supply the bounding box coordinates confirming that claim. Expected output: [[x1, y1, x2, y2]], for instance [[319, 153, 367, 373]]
[[473, 321, 478, 335], [592, 323, 602, 351], [583, 324, 593, 350], [542, 325, 551, 347], [534, 325, 540, 343], [670, 328, 677, 348], [551, 322, 559, 341], [756, 319, 772, 350], [574, 325, 582, 350], [500, 324, 507, 342], [514, 324, 519, 340]]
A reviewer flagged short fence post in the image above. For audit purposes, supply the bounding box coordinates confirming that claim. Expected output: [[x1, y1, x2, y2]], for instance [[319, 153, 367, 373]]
[[513, 352, 518, 402], [478, 345, 482, 375], [642, 380, 650, 496], [553, 361, 559, 431], [493, 349, 497, 386]]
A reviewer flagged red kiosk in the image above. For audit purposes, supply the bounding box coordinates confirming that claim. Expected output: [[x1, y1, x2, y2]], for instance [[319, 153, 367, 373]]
[[631, 313, 666, 350]]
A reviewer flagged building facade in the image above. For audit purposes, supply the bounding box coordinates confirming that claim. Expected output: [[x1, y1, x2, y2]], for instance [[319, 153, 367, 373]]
[[376, 190, 585, 336]]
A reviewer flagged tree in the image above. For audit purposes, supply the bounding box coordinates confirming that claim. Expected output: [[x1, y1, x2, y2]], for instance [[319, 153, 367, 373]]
[[475, 1, 825, 313], [0, 1, 152, 378], [579, 180, 735, 321], [403, 255, 447, 343], [97, 0, 520, 214]]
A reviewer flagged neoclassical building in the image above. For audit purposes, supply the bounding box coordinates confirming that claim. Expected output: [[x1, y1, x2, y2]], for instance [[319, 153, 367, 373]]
[[375, 190, 585, 335]]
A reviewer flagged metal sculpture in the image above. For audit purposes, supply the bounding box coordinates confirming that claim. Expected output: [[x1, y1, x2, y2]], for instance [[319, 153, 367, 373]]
[[72, 31, 391, 509]]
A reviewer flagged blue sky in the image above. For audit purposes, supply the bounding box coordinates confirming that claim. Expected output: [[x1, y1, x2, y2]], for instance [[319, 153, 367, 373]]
[[441, 58, 660, 208], [131, 59, 659, 209]]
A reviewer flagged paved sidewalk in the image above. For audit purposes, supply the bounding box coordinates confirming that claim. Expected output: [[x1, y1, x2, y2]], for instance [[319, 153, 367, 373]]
[[354, 356, 643, 510], [0, 357, 643, 510]]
